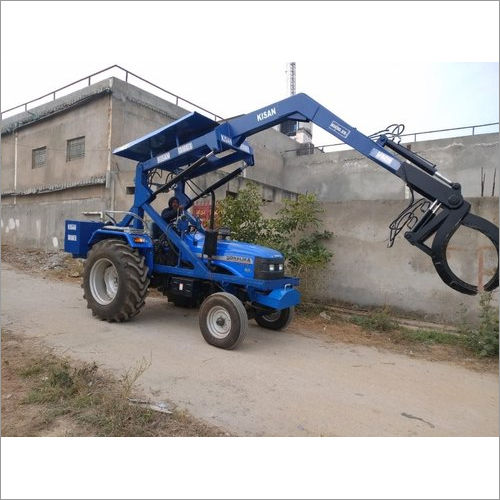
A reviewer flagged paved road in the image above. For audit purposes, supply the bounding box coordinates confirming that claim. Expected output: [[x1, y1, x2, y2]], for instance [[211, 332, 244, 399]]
[[2, 264, 498, 436]]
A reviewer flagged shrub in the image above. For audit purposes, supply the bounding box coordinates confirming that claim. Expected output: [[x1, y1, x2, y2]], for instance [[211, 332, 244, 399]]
[[215, 183, 265, 243], [216, 184, 333, 296], [463, 292, 499, 357]]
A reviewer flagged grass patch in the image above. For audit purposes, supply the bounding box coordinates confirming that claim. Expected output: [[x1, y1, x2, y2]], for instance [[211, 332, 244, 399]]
[[21, 356, 159, 435], [7, 342, 224, 437], [350, 308, 399, 332], [398, 328, 464, 346], [19, 364, 44, 378], [348, 309, 469, 348]]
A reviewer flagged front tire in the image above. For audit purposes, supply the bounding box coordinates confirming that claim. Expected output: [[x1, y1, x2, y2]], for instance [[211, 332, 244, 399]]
[[255, 306, 294, 330], [83, 239, 149, 322], [199, 292, 248, 349]]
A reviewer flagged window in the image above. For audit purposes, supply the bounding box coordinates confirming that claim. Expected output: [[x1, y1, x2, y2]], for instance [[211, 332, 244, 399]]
[[66, 136, 85, 161], [32, 147, 47, 169], [280, 119, 298, 137]]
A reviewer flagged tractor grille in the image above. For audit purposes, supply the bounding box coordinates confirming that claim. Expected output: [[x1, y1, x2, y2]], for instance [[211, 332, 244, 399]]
[[254, 257, 285, 280]]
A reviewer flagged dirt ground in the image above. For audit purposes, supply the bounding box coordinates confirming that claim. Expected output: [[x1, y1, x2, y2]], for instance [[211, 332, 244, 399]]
[[1, 327, 226, 437], [2, 244, 496, 373], [2, 245, 498, 437], [291, 313, 498, 373]]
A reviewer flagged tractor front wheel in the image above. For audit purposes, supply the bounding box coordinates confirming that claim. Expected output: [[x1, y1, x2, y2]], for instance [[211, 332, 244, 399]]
[[255, 306, 294, 331], [83, 239, 149, 322], [199, 292, 248, 349]]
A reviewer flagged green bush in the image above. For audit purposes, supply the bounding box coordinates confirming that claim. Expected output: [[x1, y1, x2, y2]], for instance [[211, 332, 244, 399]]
[[462, 292, 499, 357], [216, 184, 333, 295], [215, 183, 265, 243]]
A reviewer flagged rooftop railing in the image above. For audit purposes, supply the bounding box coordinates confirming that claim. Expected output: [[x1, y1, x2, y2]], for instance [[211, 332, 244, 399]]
[[1, 65, 224, 121], [286, 122, 499, 154], [2, 66, 497, 153]]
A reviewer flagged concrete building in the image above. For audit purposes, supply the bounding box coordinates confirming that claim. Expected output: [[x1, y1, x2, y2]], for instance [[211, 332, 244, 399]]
[[1, 75, 299, 249]]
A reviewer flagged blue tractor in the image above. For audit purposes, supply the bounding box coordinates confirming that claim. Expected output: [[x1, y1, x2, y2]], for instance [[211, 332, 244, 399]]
[[65, 93, 499, 349]]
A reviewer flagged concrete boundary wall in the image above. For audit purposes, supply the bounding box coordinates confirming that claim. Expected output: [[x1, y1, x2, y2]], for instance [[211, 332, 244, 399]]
[[2, 194, 496, 322], [263, 197, 498, 323], [282, 133, 499, 201], [1, 191, 106, 250]]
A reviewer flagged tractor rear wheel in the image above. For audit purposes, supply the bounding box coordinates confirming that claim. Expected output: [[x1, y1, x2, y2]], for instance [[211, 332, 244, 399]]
[[255, 306, 294, 330], [83, 239, 149, 322], [199, 292, 248, 349]]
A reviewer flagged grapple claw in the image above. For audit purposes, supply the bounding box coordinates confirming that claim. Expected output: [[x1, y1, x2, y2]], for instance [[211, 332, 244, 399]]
[[431, 211, 499, 295]]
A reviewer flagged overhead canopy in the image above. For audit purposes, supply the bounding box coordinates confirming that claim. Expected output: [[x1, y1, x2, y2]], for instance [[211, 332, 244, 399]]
[[112, 112, 219, 162]]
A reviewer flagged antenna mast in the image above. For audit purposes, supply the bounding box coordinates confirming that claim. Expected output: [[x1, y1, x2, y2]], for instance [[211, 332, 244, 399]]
[[288, 62, 296, 96]]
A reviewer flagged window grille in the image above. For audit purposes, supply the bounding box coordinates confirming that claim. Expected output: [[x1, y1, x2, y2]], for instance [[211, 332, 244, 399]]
[[32, 147, 47, 168], [280, 119, 298, 137], [66, 136, 85, 161]]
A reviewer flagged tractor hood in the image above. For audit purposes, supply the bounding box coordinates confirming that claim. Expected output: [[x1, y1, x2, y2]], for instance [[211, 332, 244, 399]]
[[189, 232, 283, 262], [216, 239, 283, 262]]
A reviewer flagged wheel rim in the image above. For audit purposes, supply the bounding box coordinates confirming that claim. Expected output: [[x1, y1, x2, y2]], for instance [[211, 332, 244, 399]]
[[206, 306, 232, 339], [261, 310, 282, 322], [89, 258, 119, 305]]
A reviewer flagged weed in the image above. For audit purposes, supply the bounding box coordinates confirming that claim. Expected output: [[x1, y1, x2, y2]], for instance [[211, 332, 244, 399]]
[[461, 292, 499, 357], [19, 360, 44, 378], [19, 365, 43, 378], [399, 328, 464, 346], [120, 356, 152, 398], [49, 365, 74, 389], [350, 308, 399, 332]]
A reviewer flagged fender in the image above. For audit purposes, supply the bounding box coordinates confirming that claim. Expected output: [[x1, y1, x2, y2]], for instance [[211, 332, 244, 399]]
[[88, 229, 154, 273]]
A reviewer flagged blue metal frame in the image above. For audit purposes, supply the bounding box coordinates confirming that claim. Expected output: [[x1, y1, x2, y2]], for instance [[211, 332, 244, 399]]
[[113, 94, 404, 235]]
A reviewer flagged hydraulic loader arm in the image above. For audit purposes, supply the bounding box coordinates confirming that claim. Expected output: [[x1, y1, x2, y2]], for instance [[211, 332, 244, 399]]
[[222, 93, 499, 295]]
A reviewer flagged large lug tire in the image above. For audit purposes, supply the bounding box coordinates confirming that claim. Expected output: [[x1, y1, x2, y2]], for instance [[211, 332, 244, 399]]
[[199, 292, 248, 350], [255, 306, 294, 331], [83, 239, 149, 322]]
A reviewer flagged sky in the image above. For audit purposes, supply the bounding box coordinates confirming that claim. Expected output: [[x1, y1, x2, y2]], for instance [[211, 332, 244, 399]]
[[1, 2, 499, 149], [1, 2, 499, 499]]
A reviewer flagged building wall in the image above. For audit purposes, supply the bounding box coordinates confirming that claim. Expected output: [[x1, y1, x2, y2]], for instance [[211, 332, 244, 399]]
[[1, 187, 105, 249], [282, 133, 499, 201], [22, 96, 109, 191], [1, 137, 15, 199], [1, 77, 300, 248]]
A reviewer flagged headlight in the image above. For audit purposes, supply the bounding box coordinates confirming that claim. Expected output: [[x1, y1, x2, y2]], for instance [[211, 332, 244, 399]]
[[254, 257, 285, 279]]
